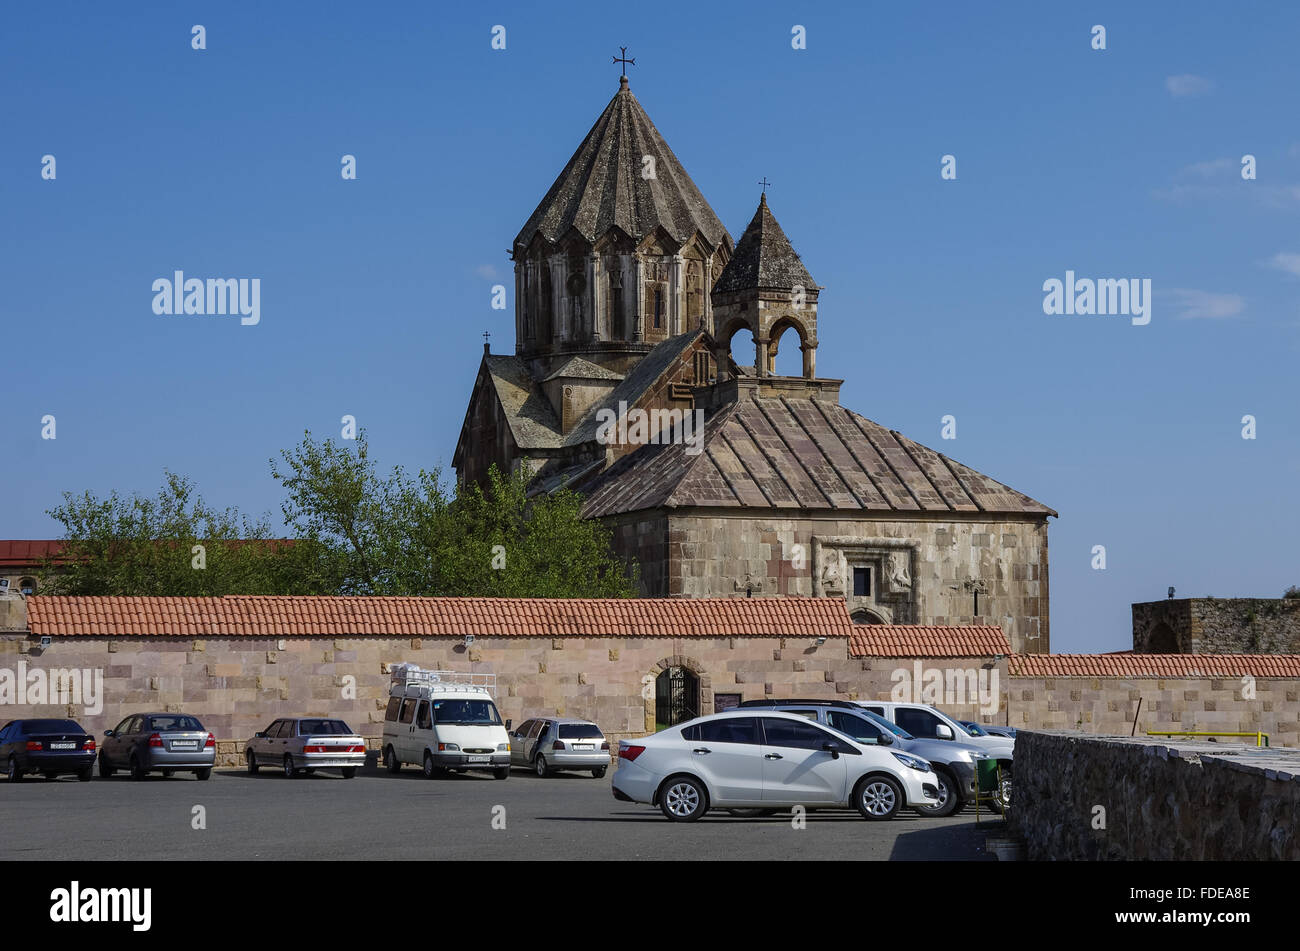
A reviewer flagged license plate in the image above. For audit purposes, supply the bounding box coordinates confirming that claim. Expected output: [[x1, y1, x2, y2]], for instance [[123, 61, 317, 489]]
[[171, 741, 197, 750], [574, 744, 595, 750], [467, 755, 490, 764], [49, 742, 76, 750]]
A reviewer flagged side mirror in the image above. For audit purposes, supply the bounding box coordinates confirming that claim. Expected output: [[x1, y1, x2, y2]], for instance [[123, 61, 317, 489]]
[[505, 719, 512, 732], [877, 732, 894, 746], [821, 741, 840, 760], [935, 724, 954, 740], [103, 730, 114, 738]]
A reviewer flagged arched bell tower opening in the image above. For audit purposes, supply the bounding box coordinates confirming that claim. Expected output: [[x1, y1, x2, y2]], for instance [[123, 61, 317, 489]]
[[710, 193, 819, 380]]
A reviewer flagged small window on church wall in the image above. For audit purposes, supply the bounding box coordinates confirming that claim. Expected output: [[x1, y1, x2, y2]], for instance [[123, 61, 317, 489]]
[[852, 567, 871, 598], [19, 578, 37, 596], [653, 287, 663, 328]]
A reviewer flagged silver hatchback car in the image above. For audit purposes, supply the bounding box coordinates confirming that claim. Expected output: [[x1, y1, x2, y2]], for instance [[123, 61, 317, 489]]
[[509, 717, 609, 777], [245, 718, 366, 779]]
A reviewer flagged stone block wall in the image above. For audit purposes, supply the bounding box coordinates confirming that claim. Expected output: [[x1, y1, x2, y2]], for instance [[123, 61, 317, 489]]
[[1008, 732, 1300, 860], [1133, 597, 1300, 654], [654, 513, 1050, 653]]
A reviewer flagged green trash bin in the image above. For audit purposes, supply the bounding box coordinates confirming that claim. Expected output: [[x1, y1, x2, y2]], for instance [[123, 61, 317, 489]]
[[973, 758, 1006, 821]]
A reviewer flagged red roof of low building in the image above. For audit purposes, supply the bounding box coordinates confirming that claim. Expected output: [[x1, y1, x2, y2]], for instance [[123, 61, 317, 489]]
[[0, 540, 67, 569], [1008, 652, 1300, 678], [848, 625, 1010, 658], [27, 595, 861, 639]]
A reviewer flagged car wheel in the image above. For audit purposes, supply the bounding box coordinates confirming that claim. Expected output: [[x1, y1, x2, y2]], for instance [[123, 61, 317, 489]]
[[283, 755, 297, 779], [914, 770, 960, 818], [535, 755, 549, 778], [77, 768, 93, 782], [130, 755, 146, 782], [6, 756, 21, 782], [194, 768, 211, 781], [422, 752, 438, 779], [725, 808, 781, 818], [162, 769, 174, 777], [341, 767, 357, 779], [98, 756, 113, 779], [493, 767, 510, 780], [384, 746, 401, 773], [591, 766, 607, 779], [854, 775, 903, 820], [993, 773, 1012, 812], [659, 776, 708, 822], [246, 751, 258, 775]]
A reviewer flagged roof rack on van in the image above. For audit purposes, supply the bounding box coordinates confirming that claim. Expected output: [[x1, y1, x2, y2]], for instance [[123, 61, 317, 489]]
[[737, 699, 860, 709], [389, 664, 496, 694]]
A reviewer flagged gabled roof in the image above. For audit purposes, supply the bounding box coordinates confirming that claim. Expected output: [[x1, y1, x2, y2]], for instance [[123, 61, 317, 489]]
[[481, 354, 562, 450], [713, 194, 815, 294], [848, 625, 1011, 658], [542, 356, 625, 383], [1008, 653, 1300, 678], [514, 78, 731, 252], [563, 329, 704, 447], [0, 540, 67, 568], [27, 595, 858, 639], [580, 393, 1055, 518]]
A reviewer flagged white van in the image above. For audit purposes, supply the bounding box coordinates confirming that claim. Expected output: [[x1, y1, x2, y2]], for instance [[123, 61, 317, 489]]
[[381, 666, 511, 780]]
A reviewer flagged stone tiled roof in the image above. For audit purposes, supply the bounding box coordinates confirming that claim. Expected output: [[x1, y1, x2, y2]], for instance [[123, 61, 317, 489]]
[[514, 78, 731, 251], [1008, 653, 1300, 678], [713, 194, 815, 294], [27, 595, 858, 639], [483, 354, 562, 449], [849, 625, 1011, 658], [580, 394, 1056, 518], [563, 330, 703, 447], [542, 356, 625, 383]]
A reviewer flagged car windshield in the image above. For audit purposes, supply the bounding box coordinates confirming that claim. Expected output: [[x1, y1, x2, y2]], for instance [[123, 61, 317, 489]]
[[432, 699, 502, 725], [24, 719, 82, 733], [148, 716, 204, 732], [558, 723, 603, 739], [299, 719, 352, 735], [859, 709, 913, 740]]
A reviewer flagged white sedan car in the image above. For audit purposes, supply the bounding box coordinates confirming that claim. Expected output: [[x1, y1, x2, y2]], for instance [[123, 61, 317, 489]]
[[612, 710, 939, 821]]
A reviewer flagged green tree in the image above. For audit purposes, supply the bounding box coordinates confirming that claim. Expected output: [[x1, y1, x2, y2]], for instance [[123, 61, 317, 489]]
[[43, 471, 322, 596], [270, 429, 637, 597]]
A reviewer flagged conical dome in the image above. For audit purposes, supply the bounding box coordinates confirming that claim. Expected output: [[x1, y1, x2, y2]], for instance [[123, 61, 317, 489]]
[[514, 77, 731, 252]]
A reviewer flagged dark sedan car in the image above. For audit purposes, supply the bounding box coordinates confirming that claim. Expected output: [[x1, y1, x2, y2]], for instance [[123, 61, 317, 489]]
[[1, 719, 96, 782], [99, 712, 216, 780]]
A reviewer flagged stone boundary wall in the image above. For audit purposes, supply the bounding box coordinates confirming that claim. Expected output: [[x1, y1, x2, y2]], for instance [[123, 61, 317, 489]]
[[1133, 598, 1300, 654], [3, 633, 1298, 766], [1009, 732, 1300, 860]]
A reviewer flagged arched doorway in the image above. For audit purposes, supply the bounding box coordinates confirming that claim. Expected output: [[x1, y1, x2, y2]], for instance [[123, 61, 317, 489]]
[[654, 666, 701, 731], [851, 608, 888, 625], [1148, 621, 1179, 653]]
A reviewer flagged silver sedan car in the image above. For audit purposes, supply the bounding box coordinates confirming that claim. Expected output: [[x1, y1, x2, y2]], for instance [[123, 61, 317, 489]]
[[99, 712, 216, 780], [245, 718, 366, 779], [509, 717, 609, 777]]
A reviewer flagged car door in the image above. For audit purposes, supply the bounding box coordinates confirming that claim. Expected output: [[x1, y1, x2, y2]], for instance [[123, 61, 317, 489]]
[[256, 721, 281, 761], [413, 700, 435, 761], [757, 717, 849, 804], [115, 715, 142, 765], [510, 720, 534, 765], [826, 710, 890, 747], [892, 706, 951, 741], [683, 717, 766, 805], [395, 698, 418, 763]]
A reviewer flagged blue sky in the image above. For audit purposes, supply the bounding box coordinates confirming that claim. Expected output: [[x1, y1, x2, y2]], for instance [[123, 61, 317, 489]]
[[3, 2, 1298, 652]]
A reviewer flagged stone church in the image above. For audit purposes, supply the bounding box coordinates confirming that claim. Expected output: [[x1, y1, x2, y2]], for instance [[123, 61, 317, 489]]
[[454, 73, 1055, 653]]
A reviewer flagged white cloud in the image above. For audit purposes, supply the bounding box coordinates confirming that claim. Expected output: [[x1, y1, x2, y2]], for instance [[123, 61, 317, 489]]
[[1178, 158, 1233, 179], [1265, 252, 1300, 277], [1162, 289, 1246, 320], [1165, 74, 1214, 97], [475, 264, 500, 280]]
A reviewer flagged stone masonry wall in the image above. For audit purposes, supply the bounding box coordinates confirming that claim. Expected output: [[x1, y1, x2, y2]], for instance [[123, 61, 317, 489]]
[[1009, 732, 1300, 860], [1133, 598, 1300, 654], [660, 513, 1050, 653]]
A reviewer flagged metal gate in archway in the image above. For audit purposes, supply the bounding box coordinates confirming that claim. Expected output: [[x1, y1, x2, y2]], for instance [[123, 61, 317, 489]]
[[655, 666, 700, 730]]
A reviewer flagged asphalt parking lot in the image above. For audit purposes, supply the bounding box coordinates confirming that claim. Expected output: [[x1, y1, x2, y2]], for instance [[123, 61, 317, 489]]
[[1, 760, 1001, 861]]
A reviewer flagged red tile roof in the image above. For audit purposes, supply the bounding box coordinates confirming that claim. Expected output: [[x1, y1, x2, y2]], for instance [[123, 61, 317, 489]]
[[0, 540, 67, 569], [848, 625, 1010, 658], [27, 595, 861, 639], [1009, 653, 1300, 678]]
